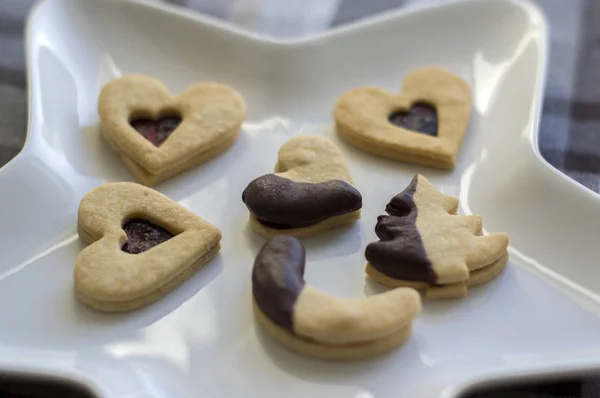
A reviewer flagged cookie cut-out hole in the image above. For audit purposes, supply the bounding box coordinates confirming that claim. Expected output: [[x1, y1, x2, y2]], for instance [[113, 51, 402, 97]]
[[129, 113, 182, 147], [389, 102, 438, 136], [121, 219, 175, 254]]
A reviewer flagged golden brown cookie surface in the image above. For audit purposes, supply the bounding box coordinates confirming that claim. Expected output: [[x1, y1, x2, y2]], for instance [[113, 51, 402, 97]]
[[75, 182, 221, 311], [334, 67, 471, 169], [98, 75, 245, 186]]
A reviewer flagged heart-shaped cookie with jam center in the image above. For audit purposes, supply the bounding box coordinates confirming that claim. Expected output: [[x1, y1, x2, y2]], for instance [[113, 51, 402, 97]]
[[98, 75, 246, 186], [75, 182, 222, 312], [333, 67, 471, 170], [242, 135, 362, 239]]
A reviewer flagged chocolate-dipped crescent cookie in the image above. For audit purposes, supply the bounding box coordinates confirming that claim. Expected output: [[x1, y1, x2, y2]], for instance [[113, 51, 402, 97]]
[[252, 235, 421, 360], [365, 174, 509, 299], [242, 135, 362, 239]]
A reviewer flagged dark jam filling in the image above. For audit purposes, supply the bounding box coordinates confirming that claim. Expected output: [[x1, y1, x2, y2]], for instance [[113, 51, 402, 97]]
[[130, 115, 181, 147], [121, 219, 174, 254], [389, 103, 438, 136]]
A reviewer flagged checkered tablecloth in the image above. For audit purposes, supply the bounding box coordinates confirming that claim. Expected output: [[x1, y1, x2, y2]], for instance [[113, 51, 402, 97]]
[[0, 0, 598, 397]]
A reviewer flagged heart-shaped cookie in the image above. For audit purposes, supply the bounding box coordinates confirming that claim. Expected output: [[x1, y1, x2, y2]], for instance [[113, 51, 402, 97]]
[[334, 67, 471, 169], [98, 75, 246, 186], [242, 135, 362, 239], [75, 182, 222, 312]]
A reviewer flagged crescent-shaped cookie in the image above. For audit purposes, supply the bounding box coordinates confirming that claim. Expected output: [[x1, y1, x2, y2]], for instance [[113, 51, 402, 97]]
[[253, 235, 421, 360], [242, 135, 362, 239], [365, 175, 509, 299]]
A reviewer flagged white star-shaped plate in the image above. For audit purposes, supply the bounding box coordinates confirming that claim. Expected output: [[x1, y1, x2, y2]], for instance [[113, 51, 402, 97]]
[[1, 0, 598, 396]]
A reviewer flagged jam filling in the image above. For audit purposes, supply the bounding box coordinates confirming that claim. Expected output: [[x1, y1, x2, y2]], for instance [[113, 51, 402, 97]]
[[389, 103, 437, 136], [130, 116, 181, 147], [121, 219, 174, 254]]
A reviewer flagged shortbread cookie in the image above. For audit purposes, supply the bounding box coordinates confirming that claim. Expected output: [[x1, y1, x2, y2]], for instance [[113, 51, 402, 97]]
[[365, 175, 508, 299], [75, 182, 222, 311], [253, 235, 421, 360], [334, 67, 471, 169], [98, 75, 245, 186], [242, 135, 362, 239]]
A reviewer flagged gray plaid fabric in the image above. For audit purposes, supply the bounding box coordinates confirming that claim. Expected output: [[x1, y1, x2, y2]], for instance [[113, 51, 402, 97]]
[[0, 0, 598, 397]]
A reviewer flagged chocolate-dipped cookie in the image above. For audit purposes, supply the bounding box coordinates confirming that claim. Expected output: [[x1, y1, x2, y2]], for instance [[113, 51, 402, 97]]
[[365, 175, 509, 299], [242, 135, 362, 239], [253, 235, 421, 360]]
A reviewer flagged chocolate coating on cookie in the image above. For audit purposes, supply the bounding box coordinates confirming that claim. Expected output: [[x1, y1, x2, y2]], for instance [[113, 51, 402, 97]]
[[252, 235, 306, 331], [365, 176, 436, 284], [242, 174, 362, 229]]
